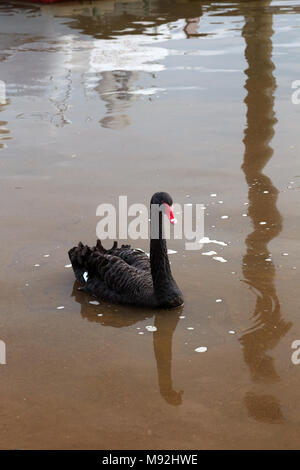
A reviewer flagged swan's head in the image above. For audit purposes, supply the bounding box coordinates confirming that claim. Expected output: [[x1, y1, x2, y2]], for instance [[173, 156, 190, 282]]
[[150, 192, 176, 224]]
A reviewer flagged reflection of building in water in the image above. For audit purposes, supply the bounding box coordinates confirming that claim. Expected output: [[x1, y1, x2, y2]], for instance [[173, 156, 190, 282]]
[[240, 1, 291, 424], [71, 281, 183, 406], [95, 70, 139, 130], [41, 0, 204, 129], [43, 0, 205, 39]]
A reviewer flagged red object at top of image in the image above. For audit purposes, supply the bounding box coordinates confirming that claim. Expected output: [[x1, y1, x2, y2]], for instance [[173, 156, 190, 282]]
[[20, 0, 67, 3]]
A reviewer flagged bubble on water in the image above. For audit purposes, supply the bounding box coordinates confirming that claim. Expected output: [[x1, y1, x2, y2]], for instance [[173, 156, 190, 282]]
[[228, 330, 236, 334], [195, 346, 207, 353], [43, 254, 50, 258], [202, 251, 217, 256], [187, 327, 194, 330], [34, 264, 40, 267], [221, 215, 229, 219], [145, 326, 157, 332], [167, 249, 177, 254], [282, 253, 289, 256], [199, 237, 227, 247], [210, 193, 217, 197], [65, 264, 72, 268], [259, 221, 267, 225], [213, 256, 227, 263], [57, 306, 64, 310], [89, 300, 100, 305], [216, 299, 223, 303]]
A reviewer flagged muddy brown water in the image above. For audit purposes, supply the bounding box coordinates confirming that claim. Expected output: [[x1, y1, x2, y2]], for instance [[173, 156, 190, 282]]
[[0, 0, 300, 449]]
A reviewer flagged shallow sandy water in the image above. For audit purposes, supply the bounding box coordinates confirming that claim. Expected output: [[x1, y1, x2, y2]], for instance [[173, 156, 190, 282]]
[[0, 0, 300, 449]]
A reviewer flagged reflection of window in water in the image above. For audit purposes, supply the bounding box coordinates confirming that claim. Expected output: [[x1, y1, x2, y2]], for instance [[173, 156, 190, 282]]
[[0, 80, 11, 149], [95, 70, 139, 130], [184, 18, 201, 38]]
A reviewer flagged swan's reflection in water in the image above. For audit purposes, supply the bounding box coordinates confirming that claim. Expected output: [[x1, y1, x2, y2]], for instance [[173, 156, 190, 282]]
[[71, 282, 183, 406], [240, 1, 292, 423]]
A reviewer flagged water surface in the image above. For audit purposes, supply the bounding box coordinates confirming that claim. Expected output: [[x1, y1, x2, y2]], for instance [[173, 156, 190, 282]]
[[0, 0, 300, 449]]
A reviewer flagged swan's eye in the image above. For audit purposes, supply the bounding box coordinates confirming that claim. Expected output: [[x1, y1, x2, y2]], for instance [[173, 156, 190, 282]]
[[164, 203, 177, 225]]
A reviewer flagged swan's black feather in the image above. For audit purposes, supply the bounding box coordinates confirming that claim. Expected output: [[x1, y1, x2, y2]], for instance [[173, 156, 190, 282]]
[[68, 242, 156, 307]]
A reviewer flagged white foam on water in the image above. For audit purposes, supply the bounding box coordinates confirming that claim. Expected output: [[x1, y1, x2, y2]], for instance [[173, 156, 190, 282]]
[[260, 221, 267, 225], [195, 346, 207, 353], [228, 330, 236, 334], [57, 306, 64, 310], [187, 327, 194, 330], [210, 193, 217, 197], [213, 256, 227, 263], [65, 264, 72, 268], [179, 316, 186, 319], [216, 299, 223, 303], [145, 326, 157, 332], [34, 264, 40, 267], [221, 215, 229, 219], [167, 249, 177, 254], [43, 254, 50, 258], [199, 237, 228, 247], [202, 251, 217, 256], [282, 253, 289, 256], [97, 314, 103, 317], [89, 300, 100, 305]]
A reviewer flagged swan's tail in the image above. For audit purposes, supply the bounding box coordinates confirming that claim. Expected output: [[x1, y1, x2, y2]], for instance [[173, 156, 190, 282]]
[[68, 240, 118, 284]]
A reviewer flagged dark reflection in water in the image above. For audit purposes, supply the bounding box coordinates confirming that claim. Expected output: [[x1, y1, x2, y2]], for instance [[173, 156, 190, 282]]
[[240, 1, 292, 423], [71, 282, 183, 406], [60, 0, 204, 39]]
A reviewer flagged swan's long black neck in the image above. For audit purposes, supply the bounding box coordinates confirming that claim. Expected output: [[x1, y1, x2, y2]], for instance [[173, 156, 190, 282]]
[[150, 212, 173, 295]]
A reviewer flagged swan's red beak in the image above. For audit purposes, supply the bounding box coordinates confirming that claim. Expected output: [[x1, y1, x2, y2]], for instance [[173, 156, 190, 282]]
[[164, 204, 176, 224]]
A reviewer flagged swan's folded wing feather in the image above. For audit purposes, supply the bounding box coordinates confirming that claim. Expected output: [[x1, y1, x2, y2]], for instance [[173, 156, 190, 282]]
[[88, 252, 153, 299], [69, 243, 152, 298], [93, 240, 151, 272]]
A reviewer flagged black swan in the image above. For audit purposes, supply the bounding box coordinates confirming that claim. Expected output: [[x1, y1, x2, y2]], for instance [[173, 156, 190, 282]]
[[68, 192, 184, 308]]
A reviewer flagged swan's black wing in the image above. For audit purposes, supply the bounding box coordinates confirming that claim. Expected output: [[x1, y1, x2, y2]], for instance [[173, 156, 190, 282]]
[[93, 240, 150, 272], [68, 242, 155, 307]]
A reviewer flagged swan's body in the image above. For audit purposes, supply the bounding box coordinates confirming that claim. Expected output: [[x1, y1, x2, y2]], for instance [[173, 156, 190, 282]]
[[68, 192, 183, 308]]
